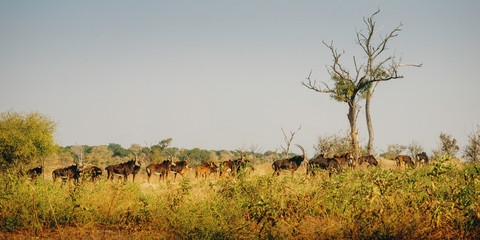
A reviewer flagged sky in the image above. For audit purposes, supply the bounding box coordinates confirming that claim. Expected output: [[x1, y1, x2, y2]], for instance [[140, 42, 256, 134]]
[[1, 1, 480, 157]]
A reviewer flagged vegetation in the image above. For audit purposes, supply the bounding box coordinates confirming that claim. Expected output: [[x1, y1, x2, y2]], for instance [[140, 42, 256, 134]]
[[0, 111, 56, 170], [435, 132, 460, 158], [464, 125, 480, 163], [1, 156, 479, 239], [380, 144, 407, 160], [314, 131, 352, 157]]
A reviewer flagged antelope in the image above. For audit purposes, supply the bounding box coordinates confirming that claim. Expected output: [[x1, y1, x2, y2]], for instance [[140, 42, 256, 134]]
[[19, 166, 43, 180], [52, 164, 80, 183], [272, 145, 306, 176], [146, 160, 173, 183], [105, 153, 141, 182]]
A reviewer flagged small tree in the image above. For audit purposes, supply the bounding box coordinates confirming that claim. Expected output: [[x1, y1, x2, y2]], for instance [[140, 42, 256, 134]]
[[407, 141, 424, 158], [314, 131, 351, 157], [464, 125, 480, 163], [280, 125, 301, 158], [380, 144, 406, 160], [0, 111, 57, 170], [69, 145, 86, 166], [434, 132, 460, 158], [249, 144, 262, 163]]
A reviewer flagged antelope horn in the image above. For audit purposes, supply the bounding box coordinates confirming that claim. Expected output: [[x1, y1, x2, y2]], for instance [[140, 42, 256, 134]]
[[131, 151, 140, 164], [166, 151, 174, 160], [295, 144, 306, 158]]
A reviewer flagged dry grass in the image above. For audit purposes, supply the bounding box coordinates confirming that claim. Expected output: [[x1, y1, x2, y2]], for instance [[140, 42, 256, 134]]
[[2, 156, 480, 239]]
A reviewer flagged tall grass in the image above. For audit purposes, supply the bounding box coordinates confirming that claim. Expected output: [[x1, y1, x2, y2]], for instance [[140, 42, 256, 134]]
[[1, 157, 479, 239]]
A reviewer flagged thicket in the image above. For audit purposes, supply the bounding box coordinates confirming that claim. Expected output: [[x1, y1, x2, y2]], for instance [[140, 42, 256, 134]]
[[1, 156, 479, 239]]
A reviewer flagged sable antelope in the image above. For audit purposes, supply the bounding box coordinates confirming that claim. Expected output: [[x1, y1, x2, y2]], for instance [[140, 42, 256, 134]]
[[195, 161, 218, 179], [81, 166, 103, 182], [201, 161, 217, 168], [170, 160, 190, 180], [146, 160, 173, 183], [306, 154, 339, 177], [395, 155, 415, 168], [272, 145, 306, 176], [359, 155, 378, 167], [220, 160, 236, 177], [19, 166, 43, 180], [220, 152, 251, 177], [415, 152, 429, 165], [52, 165, 81, 183], [105, 153, 141, 182], [235, 159, 255, 175], [132, 164, 141, 182], [333, 152, 354, 168]]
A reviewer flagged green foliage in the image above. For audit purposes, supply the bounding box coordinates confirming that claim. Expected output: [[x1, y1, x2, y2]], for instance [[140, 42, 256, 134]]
[[330, 74, 354, 102], [177, 148, 211, 166], [0, 111, 56, 169], [107, 143, 130, 157]]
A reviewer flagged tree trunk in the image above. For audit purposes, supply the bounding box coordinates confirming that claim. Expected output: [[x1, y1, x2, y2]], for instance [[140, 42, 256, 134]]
[[348, 102, 360, 162], [365, 91, 374, 154]]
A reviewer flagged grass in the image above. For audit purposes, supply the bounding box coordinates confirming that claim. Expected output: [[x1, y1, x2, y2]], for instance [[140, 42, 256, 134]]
[[1, 157, 480, 239]]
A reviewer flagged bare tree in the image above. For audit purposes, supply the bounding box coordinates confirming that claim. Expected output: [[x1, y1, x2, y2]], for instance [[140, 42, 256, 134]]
[[358, 10, 422, 154], [280, 125, 302, 157], [303, 10, 421, 160], [249, 144, 262, 162], [70, 145, 85, 166]]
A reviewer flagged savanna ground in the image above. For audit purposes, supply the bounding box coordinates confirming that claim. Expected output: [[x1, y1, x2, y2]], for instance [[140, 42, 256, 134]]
[[1, 157, 480, 239]]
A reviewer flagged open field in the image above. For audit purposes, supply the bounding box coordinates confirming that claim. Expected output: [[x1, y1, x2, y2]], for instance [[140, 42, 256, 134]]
[[1, 157, 480, 239]]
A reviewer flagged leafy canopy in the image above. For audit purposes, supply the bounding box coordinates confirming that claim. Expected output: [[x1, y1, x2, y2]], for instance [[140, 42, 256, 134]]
[[0, 111, 57, 169]]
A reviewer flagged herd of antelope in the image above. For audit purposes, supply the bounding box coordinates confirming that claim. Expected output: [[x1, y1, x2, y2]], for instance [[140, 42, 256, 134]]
[[18, 146, 431, 183]]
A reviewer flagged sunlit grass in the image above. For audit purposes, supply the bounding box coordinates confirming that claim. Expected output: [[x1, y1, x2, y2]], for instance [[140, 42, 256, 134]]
[[1, 157, 479, 239]]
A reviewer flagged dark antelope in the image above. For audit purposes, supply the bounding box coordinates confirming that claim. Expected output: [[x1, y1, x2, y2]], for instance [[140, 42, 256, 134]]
[[19, 166, 43, 180], [220, 152, 253, 177], [415, 152, 429, 165], [52, 165, 80, 183], [105, 154, 141, 182], [306, 154, 339, 177], [170, 160, 190, 180], [272, 145, 306, 176], [359, 155, 378, 167], [81, 166, 103, 182]]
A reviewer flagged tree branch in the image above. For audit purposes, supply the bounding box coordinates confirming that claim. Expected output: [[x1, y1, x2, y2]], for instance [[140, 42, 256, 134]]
[[302, 70, 336, 93]]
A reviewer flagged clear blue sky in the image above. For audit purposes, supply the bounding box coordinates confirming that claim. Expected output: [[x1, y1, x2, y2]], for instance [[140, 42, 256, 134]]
[[1, 1, 479, 157]]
